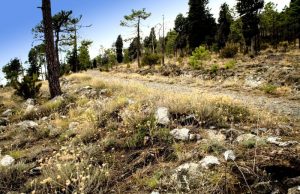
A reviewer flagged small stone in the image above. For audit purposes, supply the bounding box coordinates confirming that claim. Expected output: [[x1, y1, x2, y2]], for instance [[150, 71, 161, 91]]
[[224, 150, 236, 161], [170, 128, 190, 141], [69, 122, 79, 131], [17, 120, 38, 130], [25, 105, 36, 114], [151, 191, 159, 194], [236, 133, 259, 143], [2, 109, 12, 117], [207, 130, 226, 142], [200, 156, 220, 169], [155, 107, 170, 125], [0, 155, 15, 166], [267, 136, 298, 147]]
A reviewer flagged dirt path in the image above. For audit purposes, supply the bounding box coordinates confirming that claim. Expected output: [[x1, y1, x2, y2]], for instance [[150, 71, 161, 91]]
[[87, 70, 300, 119]]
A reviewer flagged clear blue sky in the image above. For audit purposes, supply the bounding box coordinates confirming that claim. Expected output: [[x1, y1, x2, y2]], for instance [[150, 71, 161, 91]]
[[0, 0, 289, 84]]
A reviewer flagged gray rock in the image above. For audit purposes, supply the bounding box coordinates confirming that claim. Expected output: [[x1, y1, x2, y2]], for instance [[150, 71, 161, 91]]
[[236, 133, 260, 143], [2, 109, 12, 117], [253, 181, 273, 194], [150, 191, 159, 194], [170, 128, 190, 141], [25, 105, 37, 114], [288, 186, 300, 194], [267, 136, 298, 147], [155, 107, 170, 125], [69, 122, 79, 131], [200, 156, 220, 169], [24, 98, 35, 106], [171, 162, 201, 191], [224, 150, 236, 161], [17, 120, 38, 130], [245, 76, 264, 88], [206, 130, 226, 142], [189, 134, 201, 141], [0, 155, 15, 166]]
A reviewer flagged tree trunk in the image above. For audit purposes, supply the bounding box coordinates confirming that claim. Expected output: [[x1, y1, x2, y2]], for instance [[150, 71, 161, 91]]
[[42, 0, 62, 98], [251, 37, 255, 56], [55, 32, 60, 67], [137, 17, 141, 68]]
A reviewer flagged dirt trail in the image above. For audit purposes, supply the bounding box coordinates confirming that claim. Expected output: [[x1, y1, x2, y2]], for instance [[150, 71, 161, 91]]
[[87, 70, 300, 119]]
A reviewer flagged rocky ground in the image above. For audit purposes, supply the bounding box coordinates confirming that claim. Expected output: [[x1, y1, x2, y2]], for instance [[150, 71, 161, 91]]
[[0, 50, 300, 194]]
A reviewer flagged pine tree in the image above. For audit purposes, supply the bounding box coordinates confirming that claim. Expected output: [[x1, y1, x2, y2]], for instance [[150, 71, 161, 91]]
[[188, 0, 217, 50], [216, 3, 233, 49], [27, 47, 41, 78], [2, 58, 23, 86], [41, 0, 62, 98], [121, 9, 151, 67], [236, 0, 264, 55], [144, 27, 157, 53], [78, 40, 92, 70], [174, 13, 188, 55], [115, 35, 124, 63], [289, 0, 300, 48]]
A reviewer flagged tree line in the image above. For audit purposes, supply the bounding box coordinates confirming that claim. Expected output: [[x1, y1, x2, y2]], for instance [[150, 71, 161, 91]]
[[1, 0, 300, 99]]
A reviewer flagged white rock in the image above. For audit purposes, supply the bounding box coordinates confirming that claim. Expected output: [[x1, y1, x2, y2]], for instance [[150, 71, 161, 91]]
[[207, 130, 226, 142], [170, 128, 190, 141], [2, 109, 12, 117], [0, 155, 15, 166], [224, 150, 236, 161], [155, 107, 170, 125], [267, 136, 298, 147], [17, 120, 38, 130], [236, 133, 259, 143], [69, 122, 79, 131], [189, 134, 201, 141], [245, 76, 263, 88], [24, 98, 35, 106], [151, 191, 160, 194], [25, 105, 36, 114], [200, 156, 220, 169]]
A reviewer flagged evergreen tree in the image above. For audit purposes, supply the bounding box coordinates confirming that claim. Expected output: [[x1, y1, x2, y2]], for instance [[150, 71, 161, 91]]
[[289, 0, 300, 48], [165, 30, 178, 56], [216, 3, 233, 49], [188, 0, 217, 50], [144, 27, 157, 53], [115, 35, 124, 63], [236, 0, 264, 55], [121, 9, 151, 67], [78, 40, 92, 70], [27, 47, 41, 78], [174, 13, 189, 55], [128, 37, 140, 61], [2, 58, 23, 86]]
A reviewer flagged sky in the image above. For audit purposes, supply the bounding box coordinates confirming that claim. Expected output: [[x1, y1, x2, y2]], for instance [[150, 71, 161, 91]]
[[0, 0, 290, 84]]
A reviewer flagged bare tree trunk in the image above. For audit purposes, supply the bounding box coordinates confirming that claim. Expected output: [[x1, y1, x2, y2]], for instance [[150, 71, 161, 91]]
[[42, 0, 62, 98], [251, 37, 255, 56], [137, 17, 141, 68], [55, 32, 60, 67]]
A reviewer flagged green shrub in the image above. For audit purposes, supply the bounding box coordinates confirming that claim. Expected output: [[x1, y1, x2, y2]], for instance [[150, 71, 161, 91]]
[[14, 75, 42, 99], [279, 41, 288, 52], [210, 64, 219, 74], [177, 57, 184, 66], [142, 53, 160, 67], [189, 46, 211, 69], [220, 44, 238, 58], [261, 84, 277, 94], [224, 60, 237, 69]]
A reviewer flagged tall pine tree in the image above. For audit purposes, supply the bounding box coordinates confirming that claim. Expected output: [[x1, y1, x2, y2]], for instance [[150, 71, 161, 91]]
[[188, 0, 216, 50], [236, 0, 264, 55], [216, 3, 233, 49], [115, 35, 124, 63]]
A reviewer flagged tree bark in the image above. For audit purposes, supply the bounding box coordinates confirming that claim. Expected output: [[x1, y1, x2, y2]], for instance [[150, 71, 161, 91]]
[[42, 0, 62, 98], [251, 37, 255, 56], [137, 17, 141, 68]]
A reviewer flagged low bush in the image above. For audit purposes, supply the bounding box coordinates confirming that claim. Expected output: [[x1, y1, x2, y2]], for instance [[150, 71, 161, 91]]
[[14, 75, 42, 99], [142, 53, 160, 67], [261, 84, 277, 94], [224, 60, 237, 69], [220, 44, 238, 58], [189, 46, 211, 69], [210, 64, 219, 74]]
